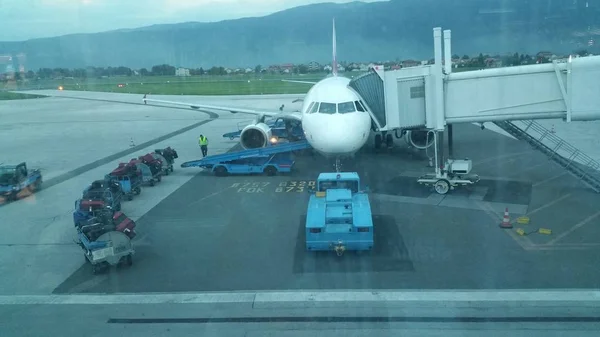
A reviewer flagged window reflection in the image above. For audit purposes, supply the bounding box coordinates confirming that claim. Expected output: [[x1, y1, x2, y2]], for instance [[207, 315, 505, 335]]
[[319, 180, 358, 193]]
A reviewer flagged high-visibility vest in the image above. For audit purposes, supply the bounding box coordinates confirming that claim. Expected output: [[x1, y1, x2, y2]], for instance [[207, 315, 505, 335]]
[[199, 136, 208, 146]]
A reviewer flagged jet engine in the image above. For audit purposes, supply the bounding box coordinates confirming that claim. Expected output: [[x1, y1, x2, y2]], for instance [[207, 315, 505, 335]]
[[405, 130, 435, 150], [240, 123, 273, 149]]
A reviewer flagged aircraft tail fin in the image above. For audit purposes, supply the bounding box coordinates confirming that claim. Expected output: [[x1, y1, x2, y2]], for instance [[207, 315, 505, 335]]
[[332, 18, 338, 76]]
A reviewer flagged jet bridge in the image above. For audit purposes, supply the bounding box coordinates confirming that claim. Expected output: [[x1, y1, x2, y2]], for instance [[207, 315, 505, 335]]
[[350, 52, 600, 131], [348, 27, 600, 193]]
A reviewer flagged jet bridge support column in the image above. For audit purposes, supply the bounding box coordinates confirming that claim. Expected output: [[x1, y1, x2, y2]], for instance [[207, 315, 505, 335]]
[[432, 28, 446, 171], [437, 131, 445, 172], [441, 29, 452, 162], [447, 125, 453, 158]]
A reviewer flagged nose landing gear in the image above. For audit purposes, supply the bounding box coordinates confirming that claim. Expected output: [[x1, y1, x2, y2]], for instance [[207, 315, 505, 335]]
[[334, 157, 342, 172], [374, 132, 394, 150]]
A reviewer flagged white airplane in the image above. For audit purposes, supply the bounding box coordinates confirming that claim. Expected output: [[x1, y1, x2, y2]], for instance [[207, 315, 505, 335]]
[[143, 19, 432, 167]]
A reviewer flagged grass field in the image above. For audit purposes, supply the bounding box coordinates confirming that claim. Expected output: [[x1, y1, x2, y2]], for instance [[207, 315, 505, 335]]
[[62, 78, 317, 95], [16, 73, 332, 95], [8, 67, 480, 96], [13, 72, 372, 95], [0, 91, 47, 100]]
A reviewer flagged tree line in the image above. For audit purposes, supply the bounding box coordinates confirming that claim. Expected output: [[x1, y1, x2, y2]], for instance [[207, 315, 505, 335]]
[[27, 64, 236, 79], [6, 48, 592, 80]]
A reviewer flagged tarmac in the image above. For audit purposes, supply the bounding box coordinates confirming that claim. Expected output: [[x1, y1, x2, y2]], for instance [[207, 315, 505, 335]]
[[45, 119, 600, 294], [0, 90, 302, 295], [2, 90, 600, 336]]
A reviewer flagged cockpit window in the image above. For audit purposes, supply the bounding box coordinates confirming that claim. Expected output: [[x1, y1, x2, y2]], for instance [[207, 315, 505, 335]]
[[306, 102, 315, 114], [337, 101, 356, 114], [318, 102, 336, 114], [355, 101, 366, 112], [309, 102, 319, 114]]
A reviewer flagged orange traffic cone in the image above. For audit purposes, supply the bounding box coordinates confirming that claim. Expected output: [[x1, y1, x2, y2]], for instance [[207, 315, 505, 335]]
[[500, 207, 512, 229]]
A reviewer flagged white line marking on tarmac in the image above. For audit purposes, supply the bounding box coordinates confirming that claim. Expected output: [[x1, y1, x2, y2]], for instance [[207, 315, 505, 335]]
[[68, 275, 108, 294], [528, 245, 600, 251], [507, 161, 549, 178], [187, 186, 234, 207], [532, 172, 567, 187], [2, 290, 600, 305], [552, 243, 600, 247], [520, 193, 571, 219], [545, 210, 600, 246], [472, 150, 533, 169]]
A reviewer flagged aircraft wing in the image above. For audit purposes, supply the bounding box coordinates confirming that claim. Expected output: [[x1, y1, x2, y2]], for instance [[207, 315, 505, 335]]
[[143, 95, 302, 121], [281, 79, 318, 85]]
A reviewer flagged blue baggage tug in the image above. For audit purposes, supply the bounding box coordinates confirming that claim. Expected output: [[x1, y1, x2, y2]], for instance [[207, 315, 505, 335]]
[[305, 172, 374, 256], [0, 163, 42, 203]]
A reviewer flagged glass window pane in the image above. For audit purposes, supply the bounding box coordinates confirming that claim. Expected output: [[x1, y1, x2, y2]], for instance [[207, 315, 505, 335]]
[[355, 101, 366, 112], [305, 102, 315, 113], [318, 102, 336, 114], [310, 102, 320, 113], [338, 101, 356, 114]]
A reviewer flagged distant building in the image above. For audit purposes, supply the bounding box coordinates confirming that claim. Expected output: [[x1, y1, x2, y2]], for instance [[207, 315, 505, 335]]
[[401, 60, 420, 68], [280, 64, 294, 73], [308, 61, 320, 72], [485, 58, 502, 68], [0, 55, 12, 77], [175, 68, 190, 76]]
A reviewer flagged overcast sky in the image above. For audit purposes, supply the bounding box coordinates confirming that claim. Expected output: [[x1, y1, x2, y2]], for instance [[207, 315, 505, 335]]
[[1, 0, 385, 41]]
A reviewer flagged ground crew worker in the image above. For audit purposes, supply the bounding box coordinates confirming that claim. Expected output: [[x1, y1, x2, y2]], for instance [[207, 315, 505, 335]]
[[198, 134, 209, 157]]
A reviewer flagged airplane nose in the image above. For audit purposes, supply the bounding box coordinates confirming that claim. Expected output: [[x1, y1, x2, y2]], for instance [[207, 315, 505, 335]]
[[312, 117, 368, 154]]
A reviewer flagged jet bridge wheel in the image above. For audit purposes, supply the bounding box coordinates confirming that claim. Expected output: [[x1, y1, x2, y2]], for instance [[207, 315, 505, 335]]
[[434, 179, 450, 195]]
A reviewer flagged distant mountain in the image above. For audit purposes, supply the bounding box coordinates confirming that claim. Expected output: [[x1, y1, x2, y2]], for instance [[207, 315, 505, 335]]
[[1, 0, 599, 69]]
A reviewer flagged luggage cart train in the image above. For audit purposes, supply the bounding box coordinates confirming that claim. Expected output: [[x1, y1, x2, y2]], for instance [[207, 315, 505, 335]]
[[74, 147, 178, 274]]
